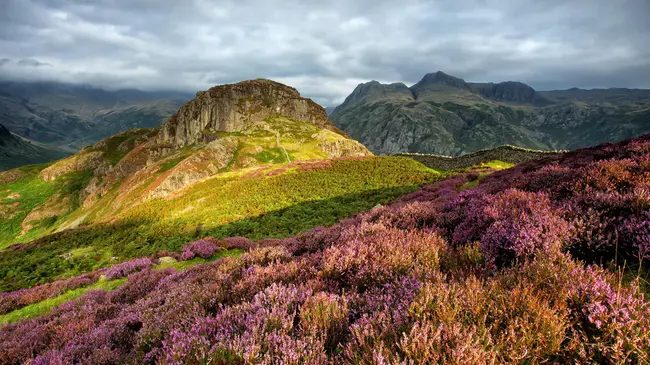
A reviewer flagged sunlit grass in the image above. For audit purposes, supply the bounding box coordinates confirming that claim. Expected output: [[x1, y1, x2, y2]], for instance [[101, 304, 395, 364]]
[[0, 278, 126, 325]]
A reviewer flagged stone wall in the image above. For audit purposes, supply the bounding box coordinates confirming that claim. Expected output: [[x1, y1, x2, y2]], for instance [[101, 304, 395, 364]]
[[397, 145, 564, 171]]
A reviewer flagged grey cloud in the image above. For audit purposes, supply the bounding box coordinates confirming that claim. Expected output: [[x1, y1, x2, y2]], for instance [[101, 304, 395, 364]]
[[17, 58, 51, 67], [0, 0, 648, 106]]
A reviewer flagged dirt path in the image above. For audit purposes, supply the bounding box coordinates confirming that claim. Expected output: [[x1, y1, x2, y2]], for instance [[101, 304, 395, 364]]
[[275, 131, 291, 163]]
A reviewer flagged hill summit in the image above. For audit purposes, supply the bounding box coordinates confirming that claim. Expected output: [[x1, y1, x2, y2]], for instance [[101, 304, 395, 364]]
[[1, 79, 370, 242], [156, 79, 344, 148]]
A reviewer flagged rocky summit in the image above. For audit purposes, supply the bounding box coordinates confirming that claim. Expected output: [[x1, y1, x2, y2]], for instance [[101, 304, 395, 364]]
[[156, 79, 343, 148], [330, 71, 650, 156]]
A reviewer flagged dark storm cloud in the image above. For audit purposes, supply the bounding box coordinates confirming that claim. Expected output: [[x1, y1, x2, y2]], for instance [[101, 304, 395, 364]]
[[0, 0, 648, 106]]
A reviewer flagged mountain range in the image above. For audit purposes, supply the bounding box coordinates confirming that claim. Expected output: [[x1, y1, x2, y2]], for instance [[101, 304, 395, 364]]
[[330, 71, 650, 155]]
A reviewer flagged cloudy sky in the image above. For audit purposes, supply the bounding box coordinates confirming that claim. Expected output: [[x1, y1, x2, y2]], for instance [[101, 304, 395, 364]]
[[1, 0, 649, 106]]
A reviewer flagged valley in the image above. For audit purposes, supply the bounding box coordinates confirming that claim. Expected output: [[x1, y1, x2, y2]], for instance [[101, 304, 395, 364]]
[[0, 81, 189, 170]]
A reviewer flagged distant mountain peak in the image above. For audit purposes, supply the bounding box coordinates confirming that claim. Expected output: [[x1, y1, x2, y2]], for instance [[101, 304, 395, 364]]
[[416, 71, 470, 88], [336, 80, 414, 107], [410, 71, 473, 99]]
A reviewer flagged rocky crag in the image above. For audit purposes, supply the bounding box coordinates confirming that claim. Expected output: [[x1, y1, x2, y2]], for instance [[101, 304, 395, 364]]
[[330, 71, 650, 156]]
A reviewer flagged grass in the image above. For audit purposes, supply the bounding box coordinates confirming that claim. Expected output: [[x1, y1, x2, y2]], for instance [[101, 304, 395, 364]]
[[0, 278, 126, 325], [0, 173, 58, 249], [0, 249, 244, 325], [479, 160, 515, 170], [0, 169, 96, 249], [153, 248, 247, 271]]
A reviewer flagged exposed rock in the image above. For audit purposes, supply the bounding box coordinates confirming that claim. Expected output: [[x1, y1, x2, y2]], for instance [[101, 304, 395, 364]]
[[331, 71, 650, 156], [158, 256, 177, 264], [156, 79, 343, 148], [148, 137, 238, 198], [40, 151, 105, 181], [0, 202, 22, 219], [313, 131, 371, 157], [469, 81, 549, 105], [411, 71, 474, 96]]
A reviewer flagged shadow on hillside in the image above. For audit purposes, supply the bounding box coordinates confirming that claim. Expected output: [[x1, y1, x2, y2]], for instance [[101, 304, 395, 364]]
[[0, 185, 420, 291]]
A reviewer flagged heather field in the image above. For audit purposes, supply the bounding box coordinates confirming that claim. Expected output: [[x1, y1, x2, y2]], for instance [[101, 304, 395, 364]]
[[2, 135, 650, 363]]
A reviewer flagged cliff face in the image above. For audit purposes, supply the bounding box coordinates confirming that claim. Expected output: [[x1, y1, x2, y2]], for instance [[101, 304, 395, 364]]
[[156, 79, 342, 148]]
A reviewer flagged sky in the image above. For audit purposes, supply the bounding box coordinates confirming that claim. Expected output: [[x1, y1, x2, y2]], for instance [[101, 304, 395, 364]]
[[0, 0, 649, 106]]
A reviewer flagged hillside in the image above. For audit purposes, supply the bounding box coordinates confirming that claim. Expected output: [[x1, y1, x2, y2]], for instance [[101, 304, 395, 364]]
[[1, 132, 649, 363], [0, 79, 459, 291], [0, 81, 189, 155], [330, 71, 650, 155], [0, 123, 69, 170]]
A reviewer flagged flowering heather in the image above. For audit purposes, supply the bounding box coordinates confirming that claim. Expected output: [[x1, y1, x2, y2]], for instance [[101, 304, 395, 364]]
[[104, 257, 155, 280], [180, 238, 221, 260], [2, 135, 650, 363]]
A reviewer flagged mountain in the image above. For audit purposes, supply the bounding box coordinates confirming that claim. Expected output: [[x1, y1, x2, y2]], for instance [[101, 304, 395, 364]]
[[325, 106, 337, 115], [0, 123, 69, 170], [0, 79, 377, 249], [330, 71, 650, 155], [0, 81, 190, 154]]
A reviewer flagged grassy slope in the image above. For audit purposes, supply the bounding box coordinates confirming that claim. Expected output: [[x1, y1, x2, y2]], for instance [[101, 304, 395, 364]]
[[0, 278, 126, 325], [0, 157, 441, 291]]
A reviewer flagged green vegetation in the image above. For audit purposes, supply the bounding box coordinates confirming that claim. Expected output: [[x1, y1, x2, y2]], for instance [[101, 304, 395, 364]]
[[0, 168, 96, 249], [89, 129, 151, 165], [478, 160, 515, 170], [154, 249, 246, 271], [0, 278, 126, 325], [0, 172, 58, 248], [0, 157, 441, 291]]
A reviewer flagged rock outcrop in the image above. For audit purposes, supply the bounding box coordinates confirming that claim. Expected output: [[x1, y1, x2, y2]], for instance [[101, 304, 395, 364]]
[[149, 137, 238, 198], [156, 79, 343, 148]]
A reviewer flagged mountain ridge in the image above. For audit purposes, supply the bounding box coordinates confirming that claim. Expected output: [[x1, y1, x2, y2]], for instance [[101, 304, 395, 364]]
[[330, 71, 650, 156]]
